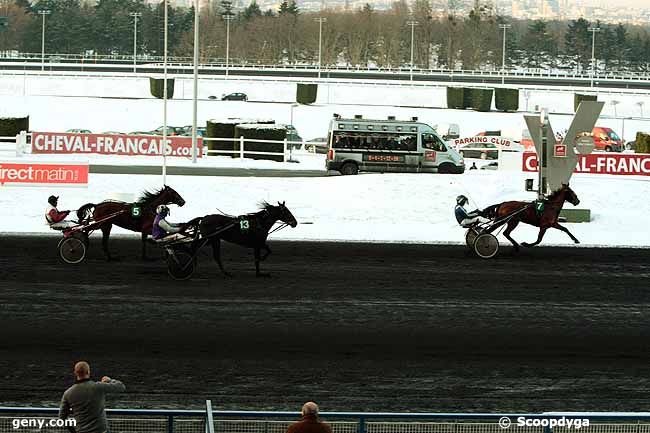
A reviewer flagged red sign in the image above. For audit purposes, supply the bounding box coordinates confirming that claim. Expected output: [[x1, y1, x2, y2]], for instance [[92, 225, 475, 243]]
[[522, 152, 650, 176], [424, 151, 436, 161], [554, 144, 567, 157], [0, 162, 89, 186], [31, 132, 203, 158]]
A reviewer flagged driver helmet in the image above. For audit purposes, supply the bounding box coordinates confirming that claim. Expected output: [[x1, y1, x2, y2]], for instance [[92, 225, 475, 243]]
[[156, 205, 170, 217], [456, 195, 468, 206], [48, 195, 58, 206]]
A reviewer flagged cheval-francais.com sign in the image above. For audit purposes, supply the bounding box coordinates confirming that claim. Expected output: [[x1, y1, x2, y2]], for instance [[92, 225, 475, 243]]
[[31, 132, 203, 158], [0, 161, 89, 186], [523, 152, 650, 176]]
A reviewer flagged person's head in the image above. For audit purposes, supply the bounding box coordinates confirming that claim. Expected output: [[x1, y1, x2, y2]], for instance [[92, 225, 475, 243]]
[[156, 205, 170, 217], [73, 361, 90, 380], [456, 195, 468, 206], [302, 402, 319, 417], [48, 195, 58, 207]]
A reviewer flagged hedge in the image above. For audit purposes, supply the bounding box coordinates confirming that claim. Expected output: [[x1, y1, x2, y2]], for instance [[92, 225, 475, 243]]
[[636, 132, 650, 154], [234, 124, 286, 162], [149, 77, 175, 99], [446, 87, 465, 109], [296, 83, 317, 104], [206, 119, 275, 156], [495, 88, 519, 112], [574, 93, 597, 112], [468, 88, 493, 112], [0, 116, 29, 138]]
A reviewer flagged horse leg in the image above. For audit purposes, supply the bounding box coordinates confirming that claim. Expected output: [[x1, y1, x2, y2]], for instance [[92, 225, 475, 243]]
[[210, 238, 231, 277], [260, 244, 272, 261], [101, 224, 115, 261], [503, 219, 521, 252], [141, 232, 152, 261], [552, 222, 580, 244], [522, 227, 548, 248], [254, 246, 270, 277]]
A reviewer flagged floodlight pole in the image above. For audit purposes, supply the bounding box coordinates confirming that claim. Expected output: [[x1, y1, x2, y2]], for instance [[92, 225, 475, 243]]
[[588, 26, 600, 88], [223, 14, 234, 78], [163, 0, 168, 184], [191, 0, 200, 163], [499, 23, 511, 85], [130, 12, 142, 73], [314, 17, 327, 79], [38, 10, 51, 72], [407, 20, 418, 82]]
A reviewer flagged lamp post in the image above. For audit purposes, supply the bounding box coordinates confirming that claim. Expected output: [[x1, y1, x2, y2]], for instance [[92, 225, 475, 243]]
[[588, 26, 600, 88], [222, 13, 234, 77], [611, 100, 619, 118], [499, 23, 511, 85], [637, 101, 644, 117], [314, 17, 327, 79], [38, 9, 51, 72], [129, 12, 141, 73], [539, 108, 549, 199], [406, 20, 418, 81], [191, 0, 200, 163], [162, 0, 169, 184]]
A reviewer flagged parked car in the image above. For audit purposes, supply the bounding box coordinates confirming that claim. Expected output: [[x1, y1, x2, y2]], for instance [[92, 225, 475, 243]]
[[66, 128, 91, 134], [285, 125, 302, 149], [305, 137, 328, 154], [179, 126, 207, 137], [151, 126, 182, 136], [459, 142, 498, 160], [625, 140, 636, 151], [222, 92, 248, 101], [434, 123, 460, 140], [591, 126, 623, 152], [481, 161, 499, 170]]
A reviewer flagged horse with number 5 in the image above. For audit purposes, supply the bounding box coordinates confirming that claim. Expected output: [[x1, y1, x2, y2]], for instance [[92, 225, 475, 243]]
[[77, 185, 186, 261], [196, 201, 298, 277]]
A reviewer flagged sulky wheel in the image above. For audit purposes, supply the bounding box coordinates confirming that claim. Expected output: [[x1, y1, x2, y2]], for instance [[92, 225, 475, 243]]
[[71, 231, 90, 247], [166, 249, 196, 280], [473, 233, 499, 259], [465, 227, 479, 249], [58, 237, 87, 264]]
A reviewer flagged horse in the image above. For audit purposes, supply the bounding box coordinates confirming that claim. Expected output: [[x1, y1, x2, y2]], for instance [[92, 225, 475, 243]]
[[196, 201, 298, 277], [77, 185, 186, 261], [482, 183, 581, 252]]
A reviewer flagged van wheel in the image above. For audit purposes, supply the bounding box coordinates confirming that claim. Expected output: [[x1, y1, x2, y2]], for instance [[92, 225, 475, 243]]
[[438, 163, 453, 174], [605, 146, 612, 152], [340, 163, 358, 175]]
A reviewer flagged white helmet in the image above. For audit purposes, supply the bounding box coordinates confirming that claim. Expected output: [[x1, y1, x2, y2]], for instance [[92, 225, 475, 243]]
[[156, 205, 170, 216]]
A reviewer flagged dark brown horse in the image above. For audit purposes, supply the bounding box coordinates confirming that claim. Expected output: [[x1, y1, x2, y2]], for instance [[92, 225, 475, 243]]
[[77, 185, 185, 260], [196, 201, 298, 277], [483, 184, 581, 252]]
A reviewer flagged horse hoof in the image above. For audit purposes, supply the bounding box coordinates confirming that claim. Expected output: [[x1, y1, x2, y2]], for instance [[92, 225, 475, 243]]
[[521, 243, 532, 248], [574, 240, 581, 244], [256, 273, 271, 278], [223, 272, 233, 278]]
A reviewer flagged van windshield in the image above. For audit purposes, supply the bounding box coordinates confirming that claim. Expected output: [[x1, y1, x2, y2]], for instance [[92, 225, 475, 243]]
[[608, 131, 620, 140]]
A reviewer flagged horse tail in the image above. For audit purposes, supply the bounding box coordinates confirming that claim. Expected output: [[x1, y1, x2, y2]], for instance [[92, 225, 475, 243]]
[[481, 203, 501, 219], [77, 203, 95, 223]]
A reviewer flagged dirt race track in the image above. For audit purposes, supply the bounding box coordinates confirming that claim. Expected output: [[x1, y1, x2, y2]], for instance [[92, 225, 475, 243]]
[[1, 234, 650, 412]]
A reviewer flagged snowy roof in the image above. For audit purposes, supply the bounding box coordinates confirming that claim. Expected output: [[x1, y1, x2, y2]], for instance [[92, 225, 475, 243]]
[[208, 118, 275, 125], [235, 123, 287, 130]]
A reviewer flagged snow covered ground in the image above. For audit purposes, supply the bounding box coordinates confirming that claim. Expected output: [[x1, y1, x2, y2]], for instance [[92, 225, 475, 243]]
[[1, 74, 649, 247]]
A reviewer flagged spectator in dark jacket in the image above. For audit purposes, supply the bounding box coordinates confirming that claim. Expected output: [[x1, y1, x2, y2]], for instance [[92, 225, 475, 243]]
[[59, 361, 125, 433], [286, 402, 332, 433]]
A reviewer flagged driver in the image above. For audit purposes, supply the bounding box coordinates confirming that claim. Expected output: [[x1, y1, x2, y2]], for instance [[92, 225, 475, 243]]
[[45, 195, 76, 229], [152, 205, 185, 242], [455, 195, 488, 227]]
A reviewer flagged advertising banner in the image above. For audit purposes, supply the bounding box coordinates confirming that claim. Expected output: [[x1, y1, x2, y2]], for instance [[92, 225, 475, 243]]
[[522, 152, 650, 176], [31, 132, 203, 158], [0, 161, 89, 186]]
